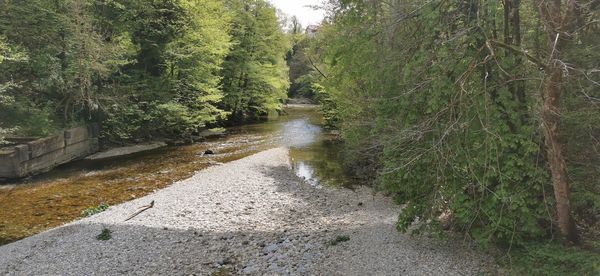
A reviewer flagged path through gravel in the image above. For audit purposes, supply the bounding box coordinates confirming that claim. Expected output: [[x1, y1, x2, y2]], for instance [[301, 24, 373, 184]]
[[0, 148, 493, 275]]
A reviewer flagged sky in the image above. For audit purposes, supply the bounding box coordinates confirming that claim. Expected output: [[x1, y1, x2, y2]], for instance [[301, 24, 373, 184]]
[[268, 0, 325, 27]]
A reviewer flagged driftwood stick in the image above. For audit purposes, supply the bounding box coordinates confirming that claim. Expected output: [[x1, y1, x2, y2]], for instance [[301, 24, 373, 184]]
[[124, 200, 155, 221]]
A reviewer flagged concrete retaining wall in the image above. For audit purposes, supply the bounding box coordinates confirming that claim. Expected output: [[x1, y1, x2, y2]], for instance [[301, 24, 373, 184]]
[[0, 124, 100, 179]]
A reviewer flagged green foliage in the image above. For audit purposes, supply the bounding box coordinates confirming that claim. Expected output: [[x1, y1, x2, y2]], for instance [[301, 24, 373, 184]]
[[562, 104, 600, 225], [100, 103, 148, 141], [0, 35, 25, 143], [287, 35, 320, 100], [152, 103, 207, 138], [160, 0, 231, 135], [560, 16, 600, 226], [313, 83, 339, 129], [0, 35, 58, 138], [95, 0, 233, 141], [0, 35, 27, 64], [0, 127, 16, 146], [0, 97, 59, 137], [96, 227, 112, 241], [220, 0, 290, 122], [314, 0, 599, 253], [0, 0, 128, 126], [509, 243, 600, 275], [0, 0, 290, 143], [81, 203, 109, 217]]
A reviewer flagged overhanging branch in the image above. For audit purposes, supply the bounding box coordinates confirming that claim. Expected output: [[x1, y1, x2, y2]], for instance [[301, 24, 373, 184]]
[[487, 39, 547, 69], [308, 56, 328, 79]]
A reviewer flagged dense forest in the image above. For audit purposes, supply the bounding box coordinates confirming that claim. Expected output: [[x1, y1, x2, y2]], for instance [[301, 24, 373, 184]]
[[291, 0, 599, 273], [1, 0, 599, 274], [0, 0, 289, 144]]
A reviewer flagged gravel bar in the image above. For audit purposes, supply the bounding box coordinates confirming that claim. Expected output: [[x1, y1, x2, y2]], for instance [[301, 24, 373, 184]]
[[0, 148, 493, 275]]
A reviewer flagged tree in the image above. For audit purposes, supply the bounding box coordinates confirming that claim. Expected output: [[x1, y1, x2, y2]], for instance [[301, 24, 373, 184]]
[[536, 0, 580, 243], [220, 0, 290, 122], [0, 0, 126, 134], [0, 0, 291, 141], [289, 16, 303, 34], [64, 0, 126, 121], [94, 0, 232, 140], [0, 35, 27, 144], [159, 0, 232, 137]]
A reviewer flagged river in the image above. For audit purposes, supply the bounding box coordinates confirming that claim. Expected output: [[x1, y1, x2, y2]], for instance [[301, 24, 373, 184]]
[[0, 105, 355, 245]]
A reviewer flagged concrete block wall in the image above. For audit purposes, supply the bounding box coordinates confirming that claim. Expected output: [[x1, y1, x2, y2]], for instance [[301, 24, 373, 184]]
[[0, 124, 100, 179]]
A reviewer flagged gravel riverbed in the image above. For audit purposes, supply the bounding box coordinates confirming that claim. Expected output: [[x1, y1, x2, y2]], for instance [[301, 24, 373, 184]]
[[0, 148, 493, 275]]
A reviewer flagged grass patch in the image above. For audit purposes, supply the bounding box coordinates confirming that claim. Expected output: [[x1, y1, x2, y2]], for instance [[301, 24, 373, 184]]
[[81, 203, 109, 217], [506, 243, 600, 275], [328, 235, 350, 246], [96, 228, 112, 241]]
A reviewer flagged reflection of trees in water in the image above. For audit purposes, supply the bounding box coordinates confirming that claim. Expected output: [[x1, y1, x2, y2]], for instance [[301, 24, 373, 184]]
[[290, 138, 354, 189]]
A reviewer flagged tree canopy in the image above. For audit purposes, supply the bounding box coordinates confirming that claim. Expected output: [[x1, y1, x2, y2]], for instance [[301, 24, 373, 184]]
[[0, 0, 290, 141]]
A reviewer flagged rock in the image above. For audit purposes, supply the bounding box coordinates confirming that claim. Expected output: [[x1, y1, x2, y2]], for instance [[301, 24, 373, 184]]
[[242, 264, 258, 274], [217, 257, 233, 266], [262, 243, 279, 254], [203, 149, 215, 155]]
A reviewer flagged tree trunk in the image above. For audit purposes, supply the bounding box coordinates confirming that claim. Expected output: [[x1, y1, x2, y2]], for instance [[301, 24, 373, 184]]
[[542, 62, 579, 244], [537, 0, 579, 244]]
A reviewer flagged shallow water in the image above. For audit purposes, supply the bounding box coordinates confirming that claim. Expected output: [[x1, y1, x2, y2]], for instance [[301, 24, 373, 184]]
[[0, 105, 355, 245]]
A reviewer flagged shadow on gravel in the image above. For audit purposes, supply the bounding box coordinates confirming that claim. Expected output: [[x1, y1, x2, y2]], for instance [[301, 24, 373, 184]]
[[0, 220, 491, 275], [255, 164, 495, 275], [0, 221, 332, 275], [258, 164, 367, 215]]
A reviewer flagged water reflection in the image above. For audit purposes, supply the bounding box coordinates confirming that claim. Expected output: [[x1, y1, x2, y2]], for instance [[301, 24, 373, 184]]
[[281, 119, 322, 148], [271, 107, 352, 188]]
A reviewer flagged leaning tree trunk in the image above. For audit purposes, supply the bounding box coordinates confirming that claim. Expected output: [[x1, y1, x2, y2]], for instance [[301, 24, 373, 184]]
[[537, 0, 579, 244], [542, 58, 579, 243]]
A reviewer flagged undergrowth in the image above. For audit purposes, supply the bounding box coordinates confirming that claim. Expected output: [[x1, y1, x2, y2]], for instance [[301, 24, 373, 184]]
[[505, 242, 600, 275]]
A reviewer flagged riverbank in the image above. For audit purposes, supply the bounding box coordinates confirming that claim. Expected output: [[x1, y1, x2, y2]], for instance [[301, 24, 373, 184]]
[[0, 148, 493, 275], [0, 105, 325, 246]]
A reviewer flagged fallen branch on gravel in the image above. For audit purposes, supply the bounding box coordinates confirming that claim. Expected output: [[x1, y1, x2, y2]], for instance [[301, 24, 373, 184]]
[[124, 200, 155, 221]]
